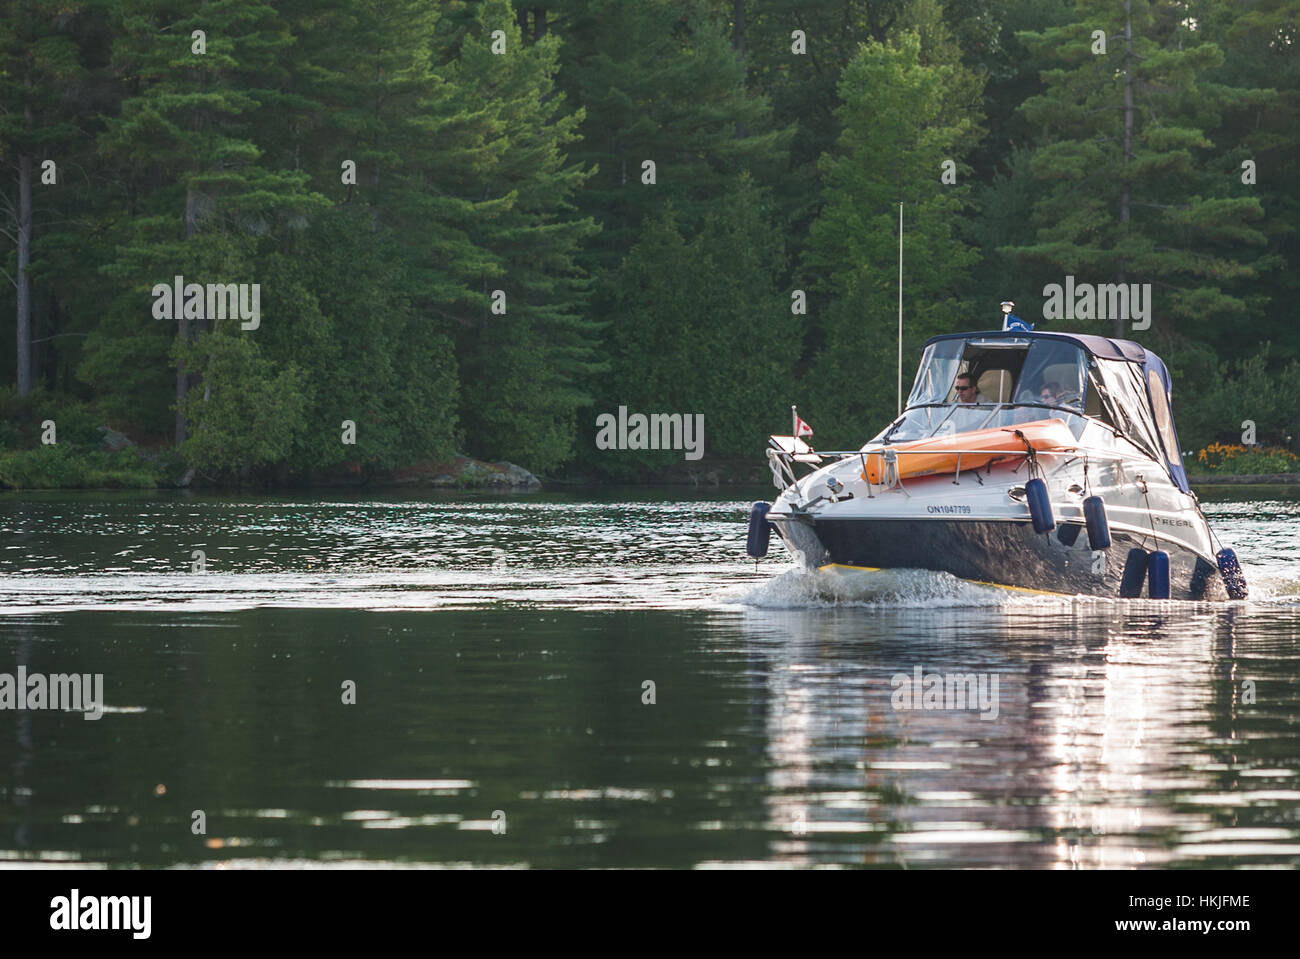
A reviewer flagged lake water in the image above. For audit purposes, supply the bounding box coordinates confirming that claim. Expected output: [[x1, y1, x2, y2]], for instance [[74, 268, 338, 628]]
[[1, 487, 1297, 868]]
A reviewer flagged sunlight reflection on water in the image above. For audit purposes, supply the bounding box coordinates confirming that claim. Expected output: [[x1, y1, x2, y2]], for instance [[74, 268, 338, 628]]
[[0, 489, 1296, 868]]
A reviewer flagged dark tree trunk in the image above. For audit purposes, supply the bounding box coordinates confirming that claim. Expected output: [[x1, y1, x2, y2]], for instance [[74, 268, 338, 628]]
[[733, 0, 746, 138], [16, 84, 35, 398], [1118, 0, 1133, 339], [16, 148, 32, 397], [176, 183, 199, 447]]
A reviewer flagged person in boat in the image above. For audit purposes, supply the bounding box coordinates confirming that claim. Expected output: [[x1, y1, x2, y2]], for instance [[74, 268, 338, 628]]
[[1039, 381, 1061, 405], [953, 373, 988, 403]]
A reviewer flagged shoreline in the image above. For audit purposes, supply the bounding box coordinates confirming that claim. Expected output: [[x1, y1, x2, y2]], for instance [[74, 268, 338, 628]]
[[4, 475, 1298, 493], [1187, 473, 1300, 486], [3, 451, 1297, 494]]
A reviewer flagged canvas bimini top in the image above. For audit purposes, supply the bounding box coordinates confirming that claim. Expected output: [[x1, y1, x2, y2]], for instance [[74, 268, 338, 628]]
[[915, 329, 1190, 493], [922, 329, 1150, 364]]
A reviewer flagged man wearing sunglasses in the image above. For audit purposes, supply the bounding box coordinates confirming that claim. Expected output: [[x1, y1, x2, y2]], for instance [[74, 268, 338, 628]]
[[953, 372, 987, 404]]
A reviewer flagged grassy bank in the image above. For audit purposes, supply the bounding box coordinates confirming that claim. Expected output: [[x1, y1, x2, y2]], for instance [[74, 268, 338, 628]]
[[0, 445, 172, 490]]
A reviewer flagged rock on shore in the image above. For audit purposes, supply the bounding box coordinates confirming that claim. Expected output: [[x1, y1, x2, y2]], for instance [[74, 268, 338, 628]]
[[381, 455, 542, 490]]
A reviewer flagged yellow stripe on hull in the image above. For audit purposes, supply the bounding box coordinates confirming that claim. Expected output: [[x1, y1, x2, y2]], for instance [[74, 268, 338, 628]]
[[815, 562, 1060, 597]]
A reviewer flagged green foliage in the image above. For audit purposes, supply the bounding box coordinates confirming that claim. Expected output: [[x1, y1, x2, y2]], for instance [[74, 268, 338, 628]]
[[967, 145, 1056, 314], [1193, 442, 1300, 475], [0, 445, 162, 490], [1009, 0, 1269, 344], [2, 0, 1298, 487], [1206, 0, 1300, 361], [451, 0, 602, 474], [1169, 342, 1300, 452], [177, 332, 308, 478], [0, 445, 90, 489], [800, 29, 982, 448], [555, 0, 794, 265], [593, 175, 795, 477], [247, 211, 459, 475], [0, 386, 103, 447]]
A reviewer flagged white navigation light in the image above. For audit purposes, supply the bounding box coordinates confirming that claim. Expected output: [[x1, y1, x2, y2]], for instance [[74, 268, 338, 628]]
[[1000, 300, 1032, 332]]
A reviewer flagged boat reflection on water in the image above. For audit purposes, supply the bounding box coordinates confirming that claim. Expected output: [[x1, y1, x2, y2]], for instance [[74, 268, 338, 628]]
[[0, 491, 1294, 868], [739, 579, 1293, 867]]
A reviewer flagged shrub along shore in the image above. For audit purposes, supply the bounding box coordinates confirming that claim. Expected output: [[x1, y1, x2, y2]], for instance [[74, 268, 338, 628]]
[[3, 431, 1296, 491], [1186, 474, 1300, 486]]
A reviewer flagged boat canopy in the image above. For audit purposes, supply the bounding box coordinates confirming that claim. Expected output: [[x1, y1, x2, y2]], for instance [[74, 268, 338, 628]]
[[909, 330, 1190, 493], [922, 329, 1149, 363], [1138, 350, 1189, 492]]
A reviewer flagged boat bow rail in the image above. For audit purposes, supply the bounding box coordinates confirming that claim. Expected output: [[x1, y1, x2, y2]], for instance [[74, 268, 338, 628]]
[[767, 437, 1182, 498]]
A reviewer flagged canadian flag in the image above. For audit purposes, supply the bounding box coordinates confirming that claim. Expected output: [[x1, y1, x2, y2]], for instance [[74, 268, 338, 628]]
[[793, 408, 813, 439]]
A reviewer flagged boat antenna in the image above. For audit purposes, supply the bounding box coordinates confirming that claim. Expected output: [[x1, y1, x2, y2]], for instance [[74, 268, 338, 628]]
[[897, 203, 903, 415]]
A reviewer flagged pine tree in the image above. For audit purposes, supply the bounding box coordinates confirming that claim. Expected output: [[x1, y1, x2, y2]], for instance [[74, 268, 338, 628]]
[[730, 1, 985, 247], [553, 0, 792, 266], [94, 0, 328, 448], [255, 0, 475, 475], [447, 0, 601, 474], [1009, 0, 1267, 343], [0, 0, 93, 397], [597, 174, 794, 477], [267, 0, 593, 475], [801, 29, 981, 447], [1203, 0, 1300, 361]]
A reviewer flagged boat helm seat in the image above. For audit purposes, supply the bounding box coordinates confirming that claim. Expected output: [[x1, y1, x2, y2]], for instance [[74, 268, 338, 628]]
[[976, 370, 1013, 402]]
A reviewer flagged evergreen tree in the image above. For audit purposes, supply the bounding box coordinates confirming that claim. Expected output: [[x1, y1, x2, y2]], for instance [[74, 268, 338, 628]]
[[448, 0, 601, 474], [597, 174, 794, 477], [734, 0, 984, 249], [94, 0, 327, 447], [1009, 0, 1266, 343], [554, 0, 792, 266], [0, 0, 94, 396], [1203, 0, 1300, 361], [801, 30, 981, 447]]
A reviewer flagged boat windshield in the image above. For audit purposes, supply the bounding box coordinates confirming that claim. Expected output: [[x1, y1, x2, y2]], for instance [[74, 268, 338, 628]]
[[885, 337, 1093, 444], [876, 403, 1091, 444]]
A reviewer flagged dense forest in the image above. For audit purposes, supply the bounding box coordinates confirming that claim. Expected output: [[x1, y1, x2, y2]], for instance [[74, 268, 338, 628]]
[[1, 0, 1297, 487]]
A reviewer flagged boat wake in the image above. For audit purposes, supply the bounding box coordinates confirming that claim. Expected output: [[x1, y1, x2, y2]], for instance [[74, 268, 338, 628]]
[[1247, 568, 1300, 603], [738, 565, 1048, 609], [736, 561, 1300, 610]]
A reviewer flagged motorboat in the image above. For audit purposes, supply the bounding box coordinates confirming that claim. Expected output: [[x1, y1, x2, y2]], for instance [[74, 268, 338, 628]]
[[749, 324, 1248, 600]]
